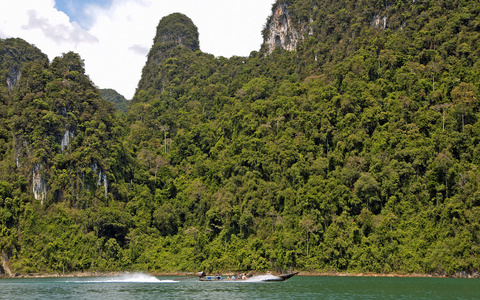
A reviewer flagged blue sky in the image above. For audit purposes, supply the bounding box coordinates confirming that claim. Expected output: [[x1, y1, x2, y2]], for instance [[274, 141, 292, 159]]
[[0, 0, 276, 99], [54, 0, 112, 28]]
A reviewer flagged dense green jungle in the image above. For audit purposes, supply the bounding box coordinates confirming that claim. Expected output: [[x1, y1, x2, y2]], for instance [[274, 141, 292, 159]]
[[1, 0, 480, 276]]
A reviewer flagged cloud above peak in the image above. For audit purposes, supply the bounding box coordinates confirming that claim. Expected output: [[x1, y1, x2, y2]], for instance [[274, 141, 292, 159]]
[[22, 9, 98, 45]]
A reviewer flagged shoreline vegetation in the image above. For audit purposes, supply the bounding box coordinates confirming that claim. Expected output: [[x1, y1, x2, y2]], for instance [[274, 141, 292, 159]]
[[1, 270, 479, 279]]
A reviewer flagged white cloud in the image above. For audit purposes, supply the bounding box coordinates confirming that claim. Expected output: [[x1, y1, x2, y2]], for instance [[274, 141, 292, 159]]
[[129, 44, 149, 56], [22, 10, 98, 45], [0, 0, 276, 99], [0, 0, 97, 56]]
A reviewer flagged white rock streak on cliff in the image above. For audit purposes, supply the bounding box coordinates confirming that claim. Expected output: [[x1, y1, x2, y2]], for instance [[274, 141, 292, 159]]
[[263, 3, 312, 54]]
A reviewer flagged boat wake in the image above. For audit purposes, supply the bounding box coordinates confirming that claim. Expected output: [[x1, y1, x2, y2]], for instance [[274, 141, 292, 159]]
[[69, 273, 177, 283]]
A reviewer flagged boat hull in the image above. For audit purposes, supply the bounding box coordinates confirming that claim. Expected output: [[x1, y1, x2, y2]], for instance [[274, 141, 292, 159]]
[[263, 271, 300, 281], [198, 272, 299, 282]]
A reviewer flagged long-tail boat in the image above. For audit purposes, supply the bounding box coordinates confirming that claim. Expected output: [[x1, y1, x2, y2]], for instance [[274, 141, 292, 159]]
[[198, 271, 299, 282]]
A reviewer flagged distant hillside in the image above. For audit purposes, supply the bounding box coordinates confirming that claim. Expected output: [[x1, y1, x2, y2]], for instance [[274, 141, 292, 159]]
[[101, 88, 129, 113]]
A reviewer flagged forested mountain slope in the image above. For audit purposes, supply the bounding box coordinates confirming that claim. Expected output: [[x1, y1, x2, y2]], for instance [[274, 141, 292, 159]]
[[0, 41, 134, 273], [100, 88, 129, 114], [125, 0, 480, 275], [1, 0, 480, 276]]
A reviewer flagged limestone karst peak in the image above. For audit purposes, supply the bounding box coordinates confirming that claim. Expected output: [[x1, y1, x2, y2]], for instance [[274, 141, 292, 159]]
[[153, 13, 200, 52]]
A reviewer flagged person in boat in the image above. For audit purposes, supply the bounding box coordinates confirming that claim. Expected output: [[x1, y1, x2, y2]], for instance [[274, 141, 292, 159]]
[[215, 272, 221, 280]]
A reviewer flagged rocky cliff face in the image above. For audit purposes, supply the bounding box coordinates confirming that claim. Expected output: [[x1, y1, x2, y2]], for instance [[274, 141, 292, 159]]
[[32, 163, 47, 204], [371, 14, 388, 30], [263, 3, 312, 54], [6, 67, 21, 91]]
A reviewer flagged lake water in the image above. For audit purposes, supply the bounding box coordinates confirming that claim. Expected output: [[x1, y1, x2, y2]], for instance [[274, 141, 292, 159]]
[[0, 273, 478, 299]]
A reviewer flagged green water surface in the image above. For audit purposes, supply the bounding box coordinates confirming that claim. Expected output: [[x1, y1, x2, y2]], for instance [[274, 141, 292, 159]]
[[0, 274, 478, 299]]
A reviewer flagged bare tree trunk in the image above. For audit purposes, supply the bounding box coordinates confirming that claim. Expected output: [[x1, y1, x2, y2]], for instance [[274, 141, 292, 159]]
[[446, 173, 448, 199], [1, 250, 12, 277], [306, 231, 310, 257], [442, 109, 445, 131]]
